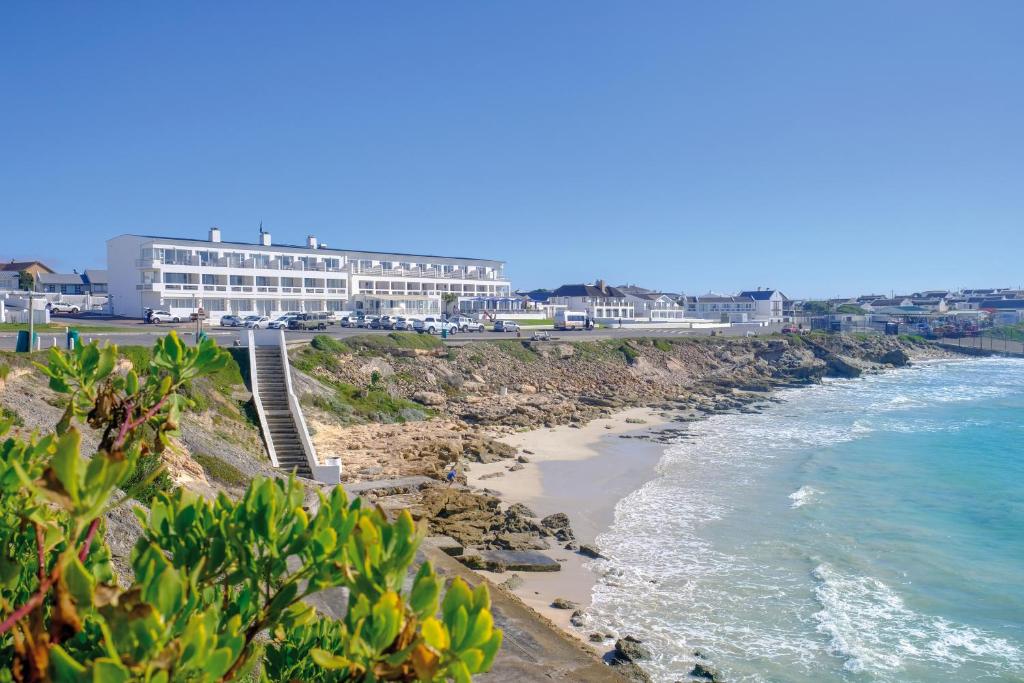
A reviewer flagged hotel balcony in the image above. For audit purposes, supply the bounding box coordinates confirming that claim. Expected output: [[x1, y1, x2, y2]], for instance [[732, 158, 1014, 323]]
[[348, 264, 506, 281]]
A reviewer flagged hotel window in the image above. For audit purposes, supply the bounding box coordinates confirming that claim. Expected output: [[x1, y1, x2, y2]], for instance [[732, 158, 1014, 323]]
[[230, 299, 253, 312], [256, 276, 275, 286], [201, 274, 217, 285], [327, 279, 345, 289], [304, 278, 321, 288], [165, 298, 193, 309], [280, 300, 301, 312], [164, 273, 190, 284], [204, 299, 226, 311]]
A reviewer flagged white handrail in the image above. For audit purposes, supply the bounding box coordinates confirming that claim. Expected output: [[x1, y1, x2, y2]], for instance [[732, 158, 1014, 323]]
[[277, 328, 342, 484], [247, 329, 279, 467]]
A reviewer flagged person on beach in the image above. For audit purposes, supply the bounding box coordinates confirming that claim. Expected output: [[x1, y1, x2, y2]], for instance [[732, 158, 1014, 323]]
[[446, 463, 458, 486]]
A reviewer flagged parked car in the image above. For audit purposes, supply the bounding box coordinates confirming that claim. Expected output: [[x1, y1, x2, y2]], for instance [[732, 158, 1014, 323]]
[[450, 315, 484, 332], [268, 314, 299, 329], [244, 315, 271, 329], [781, 326, 799, 334], [359, 315, 378, 329], [48, 302, 80, 314], [219, 314, 244, 327], [339, 314, 362, 328], [287, 312, 335, 331], [149, 310, 179, 324], [413, 316, 457, 335], [375, 315, 395, 330], [393, 316, 418, 331], [492, 320, 520, 333]]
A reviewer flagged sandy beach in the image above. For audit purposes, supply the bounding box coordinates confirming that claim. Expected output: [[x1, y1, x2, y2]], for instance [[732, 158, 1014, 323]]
[[466, 407, 674, 636]]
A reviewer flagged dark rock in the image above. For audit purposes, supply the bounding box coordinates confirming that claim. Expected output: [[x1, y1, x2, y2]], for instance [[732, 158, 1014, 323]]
[[579, 543, 606, 559], [506, 502, 536, 518], [555, 527, 575, 542], [690, 663, 720, 681], [608, 661, 652, 683], [508, 463, 525, 472], [517, 454, 530, 463], [540, 512, 571, 530], [878, 349, 910, 366], [615, 637, 652, 662], [589, 632, 605, 643], [569, 609, 585, 627], [564, 541, 579, 551], [551, 597, 579, 610], [458, 549, 561, 572]]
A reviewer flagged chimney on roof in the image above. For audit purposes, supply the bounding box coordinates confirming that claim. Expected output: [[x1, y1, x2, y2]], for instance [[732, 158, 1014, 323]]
[[307, 235, 318, 249], [320, 242, 327, 249], [209, 227, 221, 243], [259, 223, 271, 246], [596, 278, 606, 292]]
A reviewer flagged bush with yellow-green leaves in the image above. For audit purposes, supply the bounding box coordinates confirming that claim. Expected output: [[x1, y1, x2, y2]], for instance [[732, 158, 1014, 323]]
[[0, 333, 501, 681]]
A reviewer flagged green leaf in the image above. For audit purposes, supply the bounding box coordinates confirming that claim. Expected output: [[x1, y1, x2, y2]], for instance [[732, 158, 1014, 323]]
[[311, 648, 352, 670], [441, 577, 472, 625], [49, 428, 83, 506], [479, 631, 503, 672], [152, 566, 183, 617], [421, 616, 449, 651], [91, 658, 130, 683], [409, 562, 439, 618], [49, 645, 87, 682], [464, 608, 493, 650], [64, 553, 96, 607]]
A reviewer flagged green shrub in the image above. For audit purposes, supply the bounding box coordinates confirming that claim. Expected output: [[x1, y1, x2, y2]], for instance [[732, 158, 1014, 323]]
[[0, 333, 501, 680], [0, 405, 22, 426], [311, 334, 351, 353], [0, 363, 10, 381], [193, 452, 248, 486], [653, 338, 673, 352], [493, 340, 538, 363]]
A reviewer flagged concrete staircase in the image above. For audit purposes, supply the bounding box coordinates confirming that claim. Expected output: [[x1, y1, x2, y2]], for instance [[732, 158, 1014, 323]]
[[253, 346, 313, 479]]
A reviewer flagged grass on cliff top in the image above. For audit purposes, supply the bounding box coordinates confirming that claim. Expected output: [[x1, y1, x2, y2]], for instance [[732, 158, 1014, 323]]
[[0, 322, 134, 334]]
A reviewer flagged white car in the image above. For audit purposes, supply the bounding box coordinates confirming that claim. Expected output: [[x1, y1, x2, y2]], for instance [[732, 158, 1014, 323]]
[[393, 317, 417, 331], [268, 314, 298, 329], [244, 315, 271, 329], [450, 316, 484, 332], [413, 316, 457, 335], [49, 302, 81, 314], [149, 310, 179, 323]]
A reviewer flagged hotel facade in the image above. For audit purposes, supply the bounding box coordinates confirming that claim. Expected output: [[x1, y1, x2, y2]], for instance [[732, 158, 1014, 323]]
[[107, 228, 511, 320]]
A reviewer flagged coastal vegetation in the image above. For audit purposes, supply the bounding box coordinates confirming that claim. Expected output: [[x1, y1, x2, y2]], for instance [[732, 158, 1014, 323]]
[[0, 333, 501, 681]]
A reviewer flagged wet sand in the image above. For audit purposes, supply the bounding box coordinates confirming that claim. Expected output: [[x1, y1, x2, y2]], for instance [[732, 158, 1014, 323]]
[[466, 407, 671, 637]]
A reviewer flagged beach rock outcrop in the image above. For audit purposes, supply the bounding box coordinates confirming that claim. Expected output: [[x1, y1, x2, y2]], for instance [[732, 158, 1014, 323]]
[[878, 348, 911, 366], [579, 543, 606, 559], [690, 662, 721, 681], [551, 597, 579, 610], [615, 636, 652, 662]]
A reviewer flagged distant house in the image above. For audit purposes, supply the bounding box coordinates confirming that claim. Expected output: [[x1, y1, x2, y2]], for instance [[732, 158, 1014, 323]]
[[910, 298, 948, 313], [737, 289, 790, 321], [549, 280, 634, 320], [864, 297, 913, 310], [687, 294, 757, 321], [84, 269, 108, 294], [618, 285, 687, 321], [980, 299, 1024, 311], [0, 260, 54, 290], [36, 269, 109, 296]]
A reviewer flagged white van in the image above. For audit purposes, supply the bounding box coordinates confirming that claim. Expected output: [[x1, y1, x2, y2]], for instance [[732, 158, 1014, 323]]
[[555, 310, 589, 330]]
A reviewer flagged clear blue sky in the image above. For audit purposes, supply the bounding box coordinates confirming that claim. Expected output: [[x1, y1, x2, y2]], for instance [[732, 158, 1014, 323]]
[[2, 2, 1021, 297]]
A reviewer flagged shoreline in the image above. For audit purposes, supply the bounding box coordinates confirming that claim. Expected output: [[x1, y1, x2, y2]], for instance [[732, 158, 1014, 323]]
[[461, 347, 959, 643], [466, 406, 677, 637]]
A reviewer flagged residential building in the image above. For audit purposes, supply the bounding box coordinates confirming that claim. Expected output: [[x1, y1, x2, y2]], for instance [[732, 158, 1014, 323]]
[[36, 269, 108, 296], [686, 294, 757, 321], [618, 285, 687, 321], [737, 289, 791, 321], [549, 281, 634, 321], [0, 260, 54, 290], [107, 228, 511, 319]]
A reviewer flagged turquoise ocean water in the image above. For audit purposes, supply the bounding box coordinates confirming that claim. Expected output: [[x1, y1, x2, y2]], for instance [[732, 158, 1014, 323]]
[[588, 358, 1024, 682]]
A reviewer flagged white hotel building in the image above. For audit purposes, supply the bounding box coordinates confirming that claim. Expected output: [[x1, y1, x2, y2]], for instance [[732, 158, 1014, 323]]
[[107, 228, 511, 320]]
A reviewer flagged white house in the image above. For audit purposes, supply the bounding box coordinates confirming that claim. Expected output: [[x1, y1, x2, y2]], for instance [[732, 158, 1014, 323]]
[[107, 228, 511, 320], [686, 294, 757, 321], [618, 286, 687, 321], [737, 289, 790, 322], [549, 281, 634, 321]]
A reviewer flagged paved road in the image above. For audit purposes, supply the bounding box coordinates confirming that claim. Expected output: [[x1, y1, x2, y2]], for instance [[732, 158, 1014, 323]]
[[1, 317, 786, 351]]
